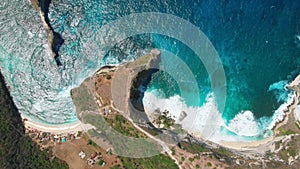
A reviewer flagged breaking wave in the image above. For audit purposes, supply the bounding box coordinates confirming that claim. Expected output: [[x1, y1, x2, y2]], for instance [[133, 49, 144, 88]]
[[143, 81, 294, 142]]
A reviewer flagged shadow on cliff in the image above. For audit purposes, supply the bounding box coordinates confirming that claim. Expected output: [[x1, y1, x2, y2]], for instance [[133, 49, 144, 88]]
[[39, 0, 64, 66], [0, 71, 68, 168], [129, 68, 163, 132]]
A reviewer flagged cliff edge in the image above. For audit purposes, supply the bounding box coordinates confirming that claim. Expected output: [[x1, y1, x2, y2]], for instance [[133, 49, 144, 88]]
[[111, 49, 161, 124], [31, 0, 64, 66]]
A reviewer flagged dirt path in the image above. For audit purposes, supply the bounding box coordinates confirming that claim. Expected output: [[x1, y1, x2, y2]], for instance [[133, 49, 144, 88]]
[[110, 104, 182, 169]]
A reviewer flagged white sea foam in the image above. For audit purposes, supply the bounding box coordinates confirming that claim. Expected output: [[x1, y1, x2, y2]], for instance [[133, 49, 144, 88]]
[[143, 90, 228, 142], [268, 80, 289, 102], [226, 80, 295, 139], [143, 90, 257, 143], [266, 92, 294, 129], [143, 84, 295, 143], [267, 80, 295, 129], [227, 111, 260, 137], [227, 91, 294, 139]]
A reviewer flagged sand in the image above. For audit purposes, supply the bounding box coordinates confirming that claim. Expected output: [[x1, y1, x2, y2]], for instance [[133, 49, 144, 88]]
[[22, 115, 83, 133], [219, 74, 300, 150], [21, 63, 300, 152], [219, 136, 275, 150]]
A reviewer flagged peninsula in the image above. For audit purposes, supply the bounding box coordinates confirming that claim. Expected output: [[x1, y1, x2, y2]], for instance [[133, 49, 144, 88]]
[[69, 49, 300, 168]]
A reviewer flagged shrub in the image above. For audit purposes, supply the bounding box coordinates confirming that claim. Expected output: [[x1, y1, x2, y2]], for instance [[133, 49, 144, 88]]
[[181, 157, 185, 161]]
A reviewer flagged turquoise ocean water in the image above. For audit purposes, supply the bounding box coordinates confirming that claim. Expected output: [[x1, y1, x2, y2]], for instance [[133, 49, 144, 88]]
[[0, 0, 299, 140]]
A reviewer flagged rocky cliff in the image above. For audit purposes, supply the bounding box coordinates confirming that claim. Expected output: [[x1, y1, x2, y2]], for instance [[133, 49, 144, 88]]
[[31, 0, 64, 66], [111, 49, 161, 124]]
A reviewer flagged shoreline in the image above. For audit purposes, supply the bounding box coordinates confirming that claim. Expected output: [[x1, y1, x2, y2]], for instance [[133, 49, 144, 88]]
[[219, 136, 275, 150], [142, 74, 300, 151], [92, 52, 300, 152], [21, 114, 83, 134], [31, 0, 64, 66], [218, 74, 300, 150], [20, 50, 300, 150]]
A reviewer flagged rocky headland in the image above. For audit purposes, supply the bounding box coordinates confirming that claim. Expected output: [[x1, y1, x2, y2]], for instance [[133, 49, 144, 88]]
[[31, 0, 64, 66], [22, 41, 299, 168], [112, 49, 161, 124]]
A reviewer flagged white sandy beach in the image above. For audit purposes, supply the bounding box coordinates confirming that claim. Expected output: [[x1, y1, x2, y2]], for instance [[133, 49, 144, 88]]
[[22, 115, 83, 133], [219, 136, 275, 150]]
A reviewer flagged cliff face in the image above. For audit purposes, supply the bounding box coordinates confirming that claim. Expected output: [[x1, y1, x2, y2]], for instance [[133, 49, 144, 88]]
[[31, 0, 64, 66], [111, 49, 161, 124], [129, 51, 161, 124], [289, 74, 300, 122], [289, 75, 300, 93], [0, 71, 68, 168]]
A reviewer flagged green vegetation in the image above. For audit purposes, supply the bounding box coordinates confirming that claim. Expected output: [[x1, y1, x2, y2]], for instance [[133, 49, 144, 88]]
[[295, 122, 300, 130], [288, 148, 296, 157], [110, 165, 121, 169], [178, 141, 209, 154], [278, 128, 296, 136], [87, 139, 97, 146], [215, 148, 233, 157], [171, 148, 175, 155], [81, 132, 178, 169], [286, 140, 297, 158], [0, 72, 68, 169], [196, 164, 200, 168], [275, 140, 282, 150], [158, 114, 175, 128], [207, 162, 212, 167], [152, 111, 175, 129], [140, 126, 161, 136], [278, 149, 289, 161], [119, 154, 179, 169], [105, 115, 147, 138], [188, 157, 194, 162], [84, 115, 162, 157], [278, 139, 298, 161], [77, 131, 82, 137], [181, 157, 185, 161], [98, 159, 105, 166], [70, 82, 99, 113]]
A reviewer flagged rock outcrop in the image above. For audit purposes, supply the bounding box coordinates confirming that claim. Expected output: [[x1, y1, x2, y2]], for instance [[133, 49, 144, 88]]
[[288, 74, 300, 122], [31, 0, 64, 66], [289, 74, 300, 93], [111, 49, 161, 124]]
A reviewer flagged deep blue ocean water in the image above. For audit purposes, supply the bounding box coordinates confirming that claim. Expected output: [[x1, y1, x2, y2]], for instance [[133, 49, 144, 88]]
[[0, 0, 299, 139]]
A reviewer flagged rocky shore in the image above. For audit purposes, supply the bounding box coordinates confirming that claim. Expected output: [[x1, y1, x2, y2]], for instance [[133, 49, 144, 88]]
[[31, 0, 64, 66], [111, 49, 161, 123], [69, 48, 300, 168]]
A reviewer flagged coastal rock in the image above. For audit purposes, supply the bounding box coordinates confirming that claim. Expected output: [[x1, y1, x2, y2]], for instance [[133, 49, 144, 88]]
[[31, 0, 64, 66], [289, 74, 300, 93], [111, 50, 161, 124], [178, 111, 187, 121], [288, 74, 300, 122], [288, 156, 294, 165], [235, 159, 240, 165]]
